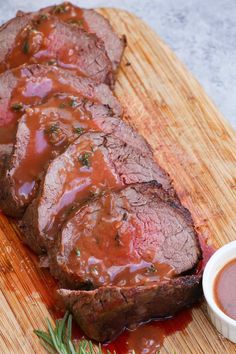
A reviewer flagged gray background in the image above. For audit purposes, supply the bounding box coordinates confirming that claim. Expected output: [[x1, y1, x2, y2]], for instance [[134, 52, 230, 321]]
[[0, 0, 235, 129]]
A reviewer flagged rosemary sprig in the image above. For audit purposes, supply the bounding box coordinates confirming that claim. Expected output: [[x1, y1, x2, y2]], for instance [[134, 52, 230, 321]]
[[34, 312, 113, 354]]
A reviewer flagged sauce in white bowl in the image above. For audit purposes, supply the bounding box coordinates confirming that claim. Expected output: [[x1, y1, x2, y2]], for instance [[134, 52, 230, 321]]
[[203, 241, 236, 343]]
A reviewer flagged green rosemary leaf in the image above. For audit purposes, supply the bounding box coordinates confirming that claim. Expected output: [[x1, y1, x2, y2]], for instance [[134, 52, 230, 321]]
[[58, 312, 68, 343], [34, 329, 54, 347], [46, 318, 61, 352], [66, 314, 72, 351], [35, 313, 119, 354], [97, 343, 103, 354], [68, 340, 77, 354], [88, 341, 94, 353], [40, 340, 56, 354]]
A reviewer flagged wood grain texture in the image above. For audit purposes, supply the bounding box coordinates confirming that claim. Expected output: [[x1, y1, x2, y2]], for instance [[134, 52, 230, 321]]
[[1, 7, 236, 353]]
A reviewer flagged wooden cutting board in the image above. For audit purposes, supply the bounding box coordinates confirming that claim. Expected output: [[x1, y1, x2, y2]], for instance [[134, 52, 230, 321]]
[[1, 7, 236, 353]]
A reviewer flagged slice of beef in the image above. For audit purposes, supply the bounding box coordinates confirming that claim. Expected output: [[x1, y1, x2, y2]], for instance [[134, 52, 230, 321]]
[[0, 94, 148, 218], [36, 2, 126, 72], [58, 274, 202, 343], [0, 13, 114, 86], [0, 64, 121, 171], [50, 182, 201, 289], [21, 137, 172, 254]]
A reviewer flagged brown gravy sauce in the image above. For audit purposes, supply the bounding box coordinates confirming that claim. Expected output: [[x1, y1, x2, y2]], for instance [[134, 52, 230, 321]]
[[214, 258, 236, 320], [1, 11, 88, 75], [12, 94, 99, 200], [65, 193, 175, 287], [1, 192, 215, 352], [105, 310, 193, 353], [44, 139, 122, 239], [0, 68, 93, 145], [47, 3, 89, 31], [0, 3, 214, 352]]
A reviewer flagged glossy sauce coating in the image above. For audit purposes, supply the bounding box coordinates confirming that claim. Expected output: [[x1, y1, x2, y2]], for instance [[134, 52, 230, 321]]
[[214, 258, 236, 320], [12, 94, 100, 201], [0, 68, 90, 146], [46, 3, 89, 30], [0, 14, 87, 75], [58, 192, 175, 287], [44, 138, 122, 239]]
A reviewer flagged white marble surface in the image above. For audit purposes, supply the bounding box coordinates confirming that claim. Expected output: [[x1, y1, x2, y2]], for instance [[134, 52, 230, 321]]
[[0, 0, 235, 129]]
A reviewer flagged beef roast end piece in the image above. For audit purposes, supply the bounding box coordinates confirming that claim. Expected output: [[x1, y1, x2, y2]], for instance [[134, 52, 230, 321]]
[[58, 274, 202, 342]]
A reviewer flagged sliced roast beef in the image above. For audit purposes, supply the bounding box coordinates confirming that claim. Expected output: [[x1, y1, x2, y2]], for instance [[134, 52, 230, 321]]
[[34, 2, 126, 72], [50, 182, 201, 289], [58, 274, 202, 342], [21, 136, 172, 254], [0, 95, 151, 217], [0, 13, 114, 86], [0, 64, 121, 170]]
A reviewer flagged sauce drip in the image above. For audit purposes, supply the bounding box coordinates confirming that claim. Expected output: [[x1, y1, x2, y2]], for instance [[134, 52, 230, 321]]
[[64, 192, 175, 287], [68, 308, 192, 353], [104, 309, 192, 353], [12, 94, 99, 201], [214, 258, 236, 320]]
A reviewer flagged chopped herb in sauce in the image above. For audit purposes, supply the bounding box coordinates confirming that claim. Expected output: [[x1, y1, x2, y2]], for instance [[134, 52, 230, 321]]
[[39, 14, 49, 21], [78, 152, 91, 168], [33, 14, 49, 26], [44, 123, 60, 135], [59, 102, 66, 109], [147, 264, 156, 273], [75, 249, 81, 257], [22, 39, 29, 54], [114, 232, 121, 246], [89, 190, 99, 198], [69, 98, 79, 108], [74, 127, 84, 135], [67, 18, 84, 26], [47, 59, 57, 66], [58, 98, 79, 109], [11, 103, 24, 112], [53, 5, 67, 14]]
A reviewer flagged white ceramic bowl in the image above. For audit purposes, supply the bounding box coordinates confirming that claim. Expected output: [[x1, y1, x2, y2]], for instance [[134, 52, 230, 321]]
[[203, 240, 236, 343]]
